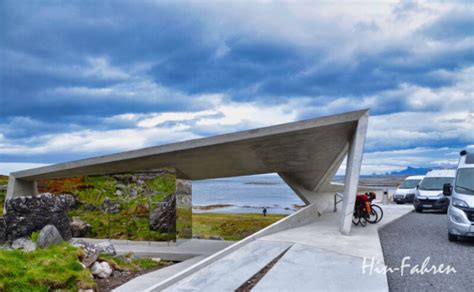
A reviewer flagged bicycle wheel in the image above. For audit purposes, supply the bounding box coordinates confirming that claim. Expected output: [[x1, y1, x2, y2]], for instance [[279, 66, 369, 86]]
[[359, 216, 367, 227], [367, 208, 379, 224], [371, 204, 384, 223], [352, 212, 360, 225]]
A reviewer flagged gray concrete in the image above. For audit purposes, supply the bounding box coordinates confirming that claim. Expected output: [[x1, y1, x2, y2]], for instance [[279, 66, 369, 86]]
[[380, 211, 474, 292], [7, 110, 369, 229], [340, 111, 368, 234], [164, 240, 293, 292], [114, 255, 208, 292], [253, 243, 386, 292], [80, 238, 235, 261], [148, 205, 412, 292], [147, 202, 321, 291]]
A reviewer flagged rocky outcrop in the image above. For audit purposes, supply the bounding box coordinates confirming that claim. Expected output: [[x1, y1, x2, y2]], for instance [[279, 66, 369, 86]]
[[4, 194, 72, 241], [0, 218, 6, 244], [95, 241, 116, 255], [60, 194, 76, 208], [70, 239, 116, 269], [70, 217, 91, 237], [11, 237, 36, 251], [149, 194, 176, 234], [37, 224, 64, 248]]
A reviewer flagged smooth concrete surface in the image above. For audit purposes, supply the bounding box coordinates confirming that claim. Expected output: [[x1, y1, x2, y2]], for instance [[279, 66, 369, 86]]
[[164, 240, 293, 292], [259, 204, 413, 262], [80, 238, 235, 261], [114, 255, 208, 292], [7, 110, 368, 205], [149, 205, 412, 292], [253, 243, 387, 292], [340, 112, 368, 234], [147, 202, 321, 291]]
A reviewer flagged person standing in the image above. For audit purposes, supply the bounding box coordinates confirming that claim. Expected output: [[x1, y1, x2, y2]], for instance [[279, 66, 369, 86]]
[[263, 207, 267, 217]]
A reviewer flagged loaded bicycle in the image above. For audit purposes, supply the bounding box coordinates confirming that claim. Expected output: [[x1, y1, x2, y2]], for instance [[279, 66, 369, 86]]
[[352, 192, 383, 226]]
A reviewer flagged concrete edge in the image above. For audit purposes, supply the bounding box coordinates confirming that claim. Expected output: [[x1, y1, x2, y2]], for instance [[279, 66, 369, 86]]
[[144, 203, 320, 291], [12, 109, 368, 179]]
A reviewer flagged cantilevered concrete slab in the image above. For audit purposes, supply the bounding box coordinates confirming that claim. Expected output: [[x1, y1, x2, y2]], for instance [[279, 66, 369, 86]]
[[7, 109, 369, 234]]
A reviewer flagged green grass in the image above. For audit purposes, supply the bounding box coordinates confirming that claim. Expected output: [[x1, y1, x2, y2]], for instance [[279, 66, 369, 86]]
[[72, 176, 116, 205], [0, 242, 95, 291], [192, 213, 287, 241], [69, 210, 174, 241], [99, 253, 169, 271]]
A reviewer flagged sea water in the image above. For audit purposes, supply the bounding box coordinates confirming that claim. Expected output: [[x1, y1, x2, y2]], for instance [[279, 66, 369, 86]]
[[192, 174, 304, 214]]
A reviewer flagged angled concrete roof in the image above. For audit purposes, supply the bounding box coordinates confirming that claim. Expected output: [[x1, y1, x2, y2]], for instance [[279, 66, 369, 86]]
[[11, 109, 368, 193]]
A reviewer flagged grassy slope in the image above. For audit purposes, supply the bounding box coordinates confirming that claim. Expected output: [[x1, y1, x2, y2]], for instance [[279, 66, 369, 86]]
[[192, 213, 286, 241], [0, 243, 95, 291]]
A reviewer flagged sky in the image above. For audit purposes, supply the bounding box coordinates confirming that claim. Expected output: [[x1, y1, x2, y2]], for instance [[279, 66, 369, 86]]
[[0, 0, 473, 175]]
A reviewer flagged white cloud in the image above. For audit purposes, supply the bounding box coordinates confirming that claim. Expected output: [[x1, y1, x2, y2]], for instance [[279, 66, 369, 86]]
[[0, 162, 51, 175], [0, 95, 302, 156]]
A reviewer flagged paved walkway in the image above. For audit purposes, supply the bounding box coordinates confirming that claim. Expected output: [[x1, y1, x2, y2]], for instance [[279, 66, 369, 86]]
[[83, 238, 235, 261], [159, 204, 412, 292]]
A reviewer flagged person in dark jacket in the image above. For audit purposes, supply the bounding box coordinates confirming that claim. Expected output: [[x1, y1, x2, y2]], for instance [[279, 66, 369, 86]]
[[263, 207, 267, 217]]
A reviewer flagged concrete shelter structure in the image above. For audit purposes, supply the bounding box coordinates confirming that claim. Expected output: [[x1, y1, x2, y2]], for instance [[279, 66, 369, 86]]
[[7, 109, 369, 235]]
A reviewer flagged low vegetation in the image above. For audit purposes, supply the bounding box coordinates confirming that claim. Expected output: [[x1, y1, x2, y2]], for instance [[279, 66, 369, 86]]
[[192, 213, 286, 241], [0, 175, 7, 214], [38, 171, 177, 241], [0, 243, 95, 291]]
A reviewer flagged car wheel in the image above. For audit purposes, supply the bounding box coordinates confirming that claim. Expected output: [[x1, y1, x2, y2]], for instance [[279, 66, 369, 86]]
[[415, 208, 423, 213], [448, 233, 458, 242]]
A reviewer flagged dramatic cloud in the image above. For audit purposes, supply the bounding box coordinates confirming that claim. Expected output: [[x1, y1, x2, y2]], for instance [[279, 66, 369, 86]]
[[1, 0, 473, 174]]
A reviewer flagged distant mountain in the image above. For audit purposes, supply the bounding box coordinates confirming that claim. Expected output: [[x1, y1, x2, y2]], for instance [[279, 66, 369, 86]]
[[388, 166, 431, 176]]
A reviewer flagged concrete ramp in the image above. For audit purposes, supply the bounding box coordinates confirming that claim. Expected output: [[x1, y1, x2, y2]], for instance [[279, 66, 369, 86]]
[[164, 240, 293, 291], [253, 243, 386, 292]]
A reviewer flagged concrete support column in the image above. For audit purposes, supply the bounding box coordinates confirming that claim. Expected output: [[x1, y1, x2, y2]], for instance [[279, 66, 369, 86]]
[[339, 113, 368, 235], [6, 176, 39, 199], [175, 178, 192, 239], [5, 175, 39, 214]]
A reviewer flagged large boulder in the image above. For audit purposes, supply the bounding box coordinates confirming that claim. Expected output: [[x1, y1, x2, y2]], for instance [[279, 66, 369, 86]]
[[70, 217, 91, 237], [12, 237, 36, 251], [37, 224, 64, 248], [4, 194, 72, 241], [91, 261, 112, 278], [149, 194, 176, 233]]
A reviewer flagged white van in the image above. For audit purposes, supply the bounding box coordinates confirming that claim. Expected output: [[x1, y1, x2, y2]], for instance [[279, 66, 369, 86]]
[[446, 150, 474, 242], [393, 175, 424, 204], [413, 169, 455, 212]]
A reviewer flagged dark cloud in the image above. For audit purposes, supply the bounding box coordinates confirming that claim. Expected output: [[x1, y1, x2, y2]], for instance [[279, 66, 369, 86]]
[[0, 1, 473, 167]]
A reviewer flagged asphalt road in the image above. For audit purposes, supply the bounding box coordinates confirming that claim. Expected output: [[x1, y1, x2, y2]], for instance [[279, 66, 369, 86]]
[[379, 210, 474, 292]]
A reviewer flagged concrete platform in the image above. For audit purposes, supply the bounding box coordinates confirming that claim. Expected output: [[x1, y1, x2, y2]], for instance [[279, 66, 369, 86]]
[[150, 204, 412, 292], [164, 240, 293, 292], [253, 243, 386, 292]]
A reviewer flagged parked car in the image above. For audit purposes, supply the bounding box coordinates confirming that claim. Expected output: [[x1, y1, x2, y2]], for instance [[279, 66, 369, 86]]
[[446, 150, 474, 242], [413, 169, 455, 213], [393, 175, 424, 204]]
